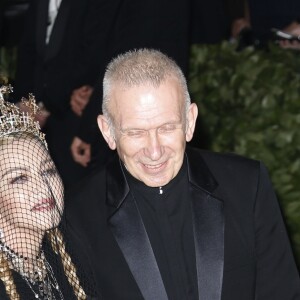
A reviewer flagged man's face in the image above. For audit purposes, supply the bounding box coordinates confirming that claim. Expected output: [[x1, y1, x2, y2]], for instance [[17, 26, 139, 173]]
[[98, 78, 198, 187]]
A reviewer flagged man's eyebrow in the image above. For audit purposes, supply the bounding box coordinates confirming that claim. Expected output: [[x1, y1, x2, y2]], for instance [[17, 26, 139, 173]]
[[121, 120, 182, 131], [160, 120, 182, 125]]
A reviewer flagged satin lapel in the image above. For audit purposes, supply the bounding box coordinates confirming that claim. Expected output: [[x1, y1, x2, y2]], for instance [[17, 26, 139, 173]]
[[108, 196, 168, 300], [36, 0, 49, 57], [191, 187, 224, 300], [45, 0, 70, 61]]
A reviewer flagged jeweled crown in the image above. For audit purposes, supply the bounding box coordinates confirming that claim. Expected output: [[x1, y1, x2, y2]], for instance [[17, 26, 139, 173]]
[[0, 85, 47, 147]]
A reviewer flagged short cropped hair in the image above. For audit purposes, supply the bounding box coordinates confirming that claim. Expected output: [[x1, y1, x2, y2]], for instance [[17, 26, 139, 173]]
[[102, 49, 191, 122]]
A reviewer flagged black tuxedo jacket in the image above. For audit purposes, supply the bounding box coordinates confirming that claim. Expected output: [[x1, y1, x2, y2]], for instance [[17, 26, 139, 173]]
[[66, 147, 300, 300]]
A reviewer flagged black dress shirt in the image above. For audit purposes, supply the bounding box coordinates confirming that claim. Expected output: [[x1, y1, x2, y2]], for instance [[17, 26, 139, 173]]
[[126, 161, 199, 300]]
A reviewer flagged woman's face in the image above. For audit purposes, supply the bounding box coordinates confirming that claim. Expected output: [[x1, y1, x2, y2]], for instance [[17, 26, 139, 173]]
[[0, 137, 64, 236]]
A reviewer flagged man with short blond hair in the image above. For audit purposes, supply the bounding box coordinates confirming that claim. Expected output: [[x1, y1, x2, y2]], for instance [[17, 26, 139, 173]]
[[67, 49, 300, 300]]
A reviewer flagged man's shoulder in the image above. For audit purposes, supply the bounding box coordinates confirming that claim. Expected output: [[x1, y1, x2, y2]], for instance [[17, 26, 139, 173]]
[[186, 147, 265, 209], [186, 146, 261, 181], [187, 146, 260, 167]]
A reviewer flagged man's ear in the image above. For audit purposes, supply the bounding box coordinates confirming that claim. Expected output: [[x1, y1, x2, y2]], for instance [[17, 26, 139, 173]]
[[185, 103, 198, 142], [97, 115, 117, 150]]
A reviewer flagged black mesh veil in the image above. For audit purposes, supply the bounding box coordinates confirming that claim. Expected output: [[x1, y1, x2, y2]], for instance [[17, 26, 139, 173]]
[[0, 86, 98, 299]]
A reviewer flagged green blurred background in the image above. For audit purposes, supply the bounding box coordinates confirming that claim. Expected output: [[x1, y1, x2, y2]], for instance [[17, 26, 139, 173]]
[[189, 42, 300, 266]]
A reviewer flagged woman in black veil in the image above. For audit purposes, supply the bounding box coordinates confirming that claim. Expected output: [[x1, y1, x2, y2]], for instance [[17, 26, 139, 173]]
[[0, 85, 98, 299]]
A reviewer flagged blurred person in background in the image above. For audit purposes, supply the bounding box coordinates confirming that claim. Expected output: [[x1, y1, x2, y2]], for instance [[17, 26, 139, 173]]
[[225, 0, 300, 48], [13, 0, 118, 188]]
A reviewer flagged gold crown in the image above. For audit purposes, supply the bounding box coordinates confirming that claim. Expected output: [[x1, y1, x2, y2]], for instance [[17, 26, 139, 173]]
[[0, 85, 47, 147]]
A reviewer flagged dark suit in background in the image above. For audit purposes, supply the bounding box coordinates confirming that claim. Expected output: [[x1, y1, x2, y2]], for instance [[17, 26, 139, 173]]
[[191, 0, 228, 44], [13, 0, 118, 187]]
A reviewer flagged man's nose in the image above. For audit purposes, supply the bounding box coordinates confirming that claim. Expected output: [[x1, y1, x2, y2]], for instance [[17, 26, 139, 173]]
[[144, 130, 163, 160]]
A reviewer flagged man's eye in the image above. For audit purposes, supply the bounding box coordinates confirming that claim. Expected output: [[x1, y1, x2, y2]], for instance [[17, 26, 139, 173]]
[[126, 130, 146, 137], [158, 124, 177, 133], [10, 175, 27, 184]]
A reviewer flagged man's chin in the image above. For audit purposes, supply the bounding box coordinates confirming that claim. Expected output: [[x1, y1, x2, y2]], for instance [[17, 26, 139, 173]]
[[141, 175, 171, 187]]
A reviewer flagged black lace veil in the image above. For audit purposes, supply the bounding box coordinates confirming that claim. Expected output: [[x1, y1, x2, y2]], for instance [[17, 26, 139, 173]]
[[0, 86, 98, 299]]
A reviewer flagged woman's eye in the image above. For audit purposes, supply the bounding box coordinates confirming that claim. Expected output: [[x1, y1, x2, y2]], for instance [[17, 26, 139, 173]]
[[42, 167, 57, 176], [10, 175, 28, 184]]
